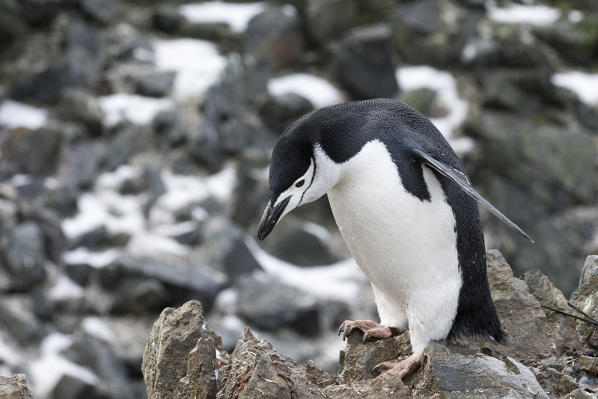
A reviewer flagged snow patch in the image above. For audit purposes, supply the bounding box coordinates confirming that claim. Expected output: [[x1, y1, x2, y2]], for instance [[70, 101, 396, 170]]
[[487, 3, 561, 26], [127, 232, 190, 258], [48, 275, 84, 301], [396, 66, 472, 153], [30, 333, 99, 398], [268, 74, 344, 108], [99, 94, 173, 127], [179, 1, 268, 33], [552, 71, 598, 106], [0, 100, 48, 130], [82, 317, 116, 342], [247, 238, 364, 302], [63, 248, 120, 268], [153, 38, 226, 100]]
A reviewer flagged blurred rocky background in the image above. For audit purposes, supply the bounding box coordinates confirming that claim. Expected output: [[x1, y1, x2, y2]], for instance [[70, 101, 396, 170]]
[[0, 0, 596, 398]]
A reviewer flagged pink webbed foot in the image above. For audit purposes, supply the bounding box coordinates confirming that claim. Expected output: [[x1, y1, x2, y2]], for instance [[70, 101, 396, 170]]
[[372, 353, 422, 380], [337, 320, 402, 342]]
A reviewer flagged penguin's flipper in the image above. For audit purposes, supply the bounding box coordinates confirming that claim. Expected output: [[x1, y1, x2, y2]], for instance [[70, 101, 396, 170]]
[[412, 148, 534, 243]]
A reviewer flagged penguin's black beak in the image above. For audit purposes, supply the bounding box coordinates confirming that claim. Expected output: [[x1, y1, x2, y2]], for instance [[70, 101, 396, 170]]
[[258, 196, 291, 240]]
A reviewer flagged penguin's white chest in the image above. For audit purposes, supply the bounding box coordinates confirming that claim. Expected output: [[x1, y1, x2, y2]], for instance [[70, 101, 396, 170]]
[[327, 140, 461, 341]]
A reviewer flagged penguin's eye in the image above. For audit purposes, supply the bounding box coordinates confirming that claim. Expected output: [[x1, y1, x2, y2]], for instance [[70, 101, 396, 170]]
[[295, 179, 305, 188]]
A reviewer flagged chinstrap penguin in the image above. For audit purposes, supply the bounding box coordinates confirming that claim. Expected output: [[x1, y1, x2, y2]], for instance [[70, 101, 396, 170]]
[[257, 98, 533, 379]]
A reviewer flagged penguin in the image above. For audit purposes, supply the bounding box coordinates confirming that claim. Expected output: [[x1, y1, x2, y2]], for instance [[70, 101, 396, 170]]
[[257, 98, 532, 379]]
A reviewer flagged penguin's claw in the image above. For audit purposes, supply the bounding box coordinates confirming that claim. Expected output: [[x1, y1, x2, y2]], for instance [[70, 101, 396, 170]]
[[373, 353, 422, 380], [337, 320, 399, 342]]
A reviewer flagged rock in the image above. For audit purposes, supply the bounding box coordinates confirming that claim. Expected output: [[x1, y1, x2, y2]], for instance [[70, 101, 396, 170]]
[[66, 19, 100, 56], [98, 255, 226, 311], [570, 255, 598, 349], [259, 93, 314, 135], [58, 140, 102, 190], [49, 374, 113, 399], [70, 225, 108, 250], [1, 128, 63, 176], [135, 71, 176, 98], [4, 221, 47, 289], [486, 250, 555, 360], [152, 6, 184, 33], [561, 389, 597, 399], [0, 296, 43, 346], [533, 15, 598, 67], [142, 300, 219, 399], [399, 88, 447, 118], [243, 7, 303, 70], [333, 24, 399, 100], [11, 48, 99, 103], [57, 90, 104, 136], [0, 374, 33, 399], [105, 125, 138, 170], [79, 0, 122, 24], [258, 218, 341, 266], [305, 0, 393, 45], [466, 112, 597, 293], [199, 217, 262, 282], [64, 262, 95, 286], [230, 163, 269, 229], [110, 277, 170, 314], [236, 274, 322, 336], [62, 332, 132, 398], [391, 0, 473, 66], [415, 341, 549, 398]]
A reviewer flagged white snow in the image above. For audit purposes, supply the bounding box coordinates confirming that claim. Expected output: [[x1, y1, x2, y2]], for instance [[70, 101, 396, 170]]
[[30, 333, 99, 398], [0, 100, 48, 130], [127, 232, 190, 258], [552, 71, 598, 106], [48, 275, 84, 301], [63, 248, 120, 268], [268, 73, 344, 108], [568, 10, 583, 23], [82, 317, 116, 342], [396, 66, 473, 153], [487, 3, 561, 26], [0, 335, 23, 366], [179, 1, 268, 33], [247, 238, 364, 302], [153, 38, 226, 100], [302, 222, 330, 241], [99, 94, 173, 127]]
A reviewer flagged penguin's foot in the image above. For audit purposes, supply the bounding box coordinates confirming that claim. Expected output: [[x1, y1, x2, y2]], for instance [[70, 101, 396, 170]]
[[337, 320, 401, 342], [372, 353, 422, 379]]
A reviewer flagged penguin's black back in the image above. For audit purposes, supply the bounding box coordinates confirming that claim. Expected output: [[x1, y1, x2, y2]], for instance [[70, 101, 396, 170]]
[[280, 98, 504, 342]]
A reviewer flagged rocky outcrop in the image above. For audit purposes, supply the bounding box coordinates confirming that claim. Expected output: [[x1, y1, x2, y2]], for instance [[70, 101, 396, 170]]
[[142, 251, 598, 399], [0, 375, 33, 399]]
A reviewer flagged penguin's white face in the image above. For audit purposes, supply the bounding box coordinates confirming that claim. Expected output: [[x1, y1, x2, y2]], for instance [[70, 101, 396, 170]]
[[258, 144, 341, 240]]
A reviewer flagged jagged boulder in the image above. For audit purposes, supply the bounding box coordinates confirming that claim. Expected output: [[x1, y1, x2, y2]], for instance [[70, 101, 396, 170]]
[[0, 375, 33, 399]]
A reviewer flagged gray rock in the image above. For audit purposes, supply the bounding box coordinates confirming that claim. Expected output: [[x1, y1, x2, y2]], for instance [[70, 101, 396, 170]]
[[99, 255, 226, 311], [105, 126, 137, 170], [0, 296, 42, 346], [135, 71, 176, 98], [59, 140, 101, 190], [57, 90, 104, 136], [244, 7, 303, 70], [200, 217, 262, 282], [142, 300, 219, 399], [62, 332, 132, 398], [486, 250, 555, 361], [259, 93, 314, 135], [333, 24, 399, 100], [11, 48, 99, 103], [64, 262, 95, 286], [66, 19, 100, 56], [110, 277, 170, 314], [79, 0, 122, 24], [4, 221, 47, 289], [305, 0, 393, 45], [236, 274, 322, 336], [258, 218, 341, 266], [399, 88, 448, 118], [570, 255, 598, 349], [1, 128, 63, 176], [152, 6, 184, 33], [0, 374, 33, 399], [416, 341, 549, 398], [49, 374, 114, 399]]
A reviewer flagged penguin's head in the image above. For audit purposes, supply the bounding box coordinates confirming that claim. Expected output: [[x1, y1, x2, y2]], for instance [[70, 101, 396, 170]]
[[257, 128, 339, 240]]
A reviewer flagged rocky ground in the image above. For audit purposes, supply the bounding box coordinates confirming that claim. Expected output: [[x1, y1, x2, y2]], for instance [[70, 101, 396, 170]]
[[139, 251, 598, 398], [0, 0, 597, 398]]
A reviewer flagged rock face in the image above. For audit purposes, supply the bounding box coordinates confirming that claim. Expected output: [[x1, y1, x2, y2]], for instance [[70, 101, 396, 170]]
[[0, 375, 33, 399], [142, 251, 598, 399]]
